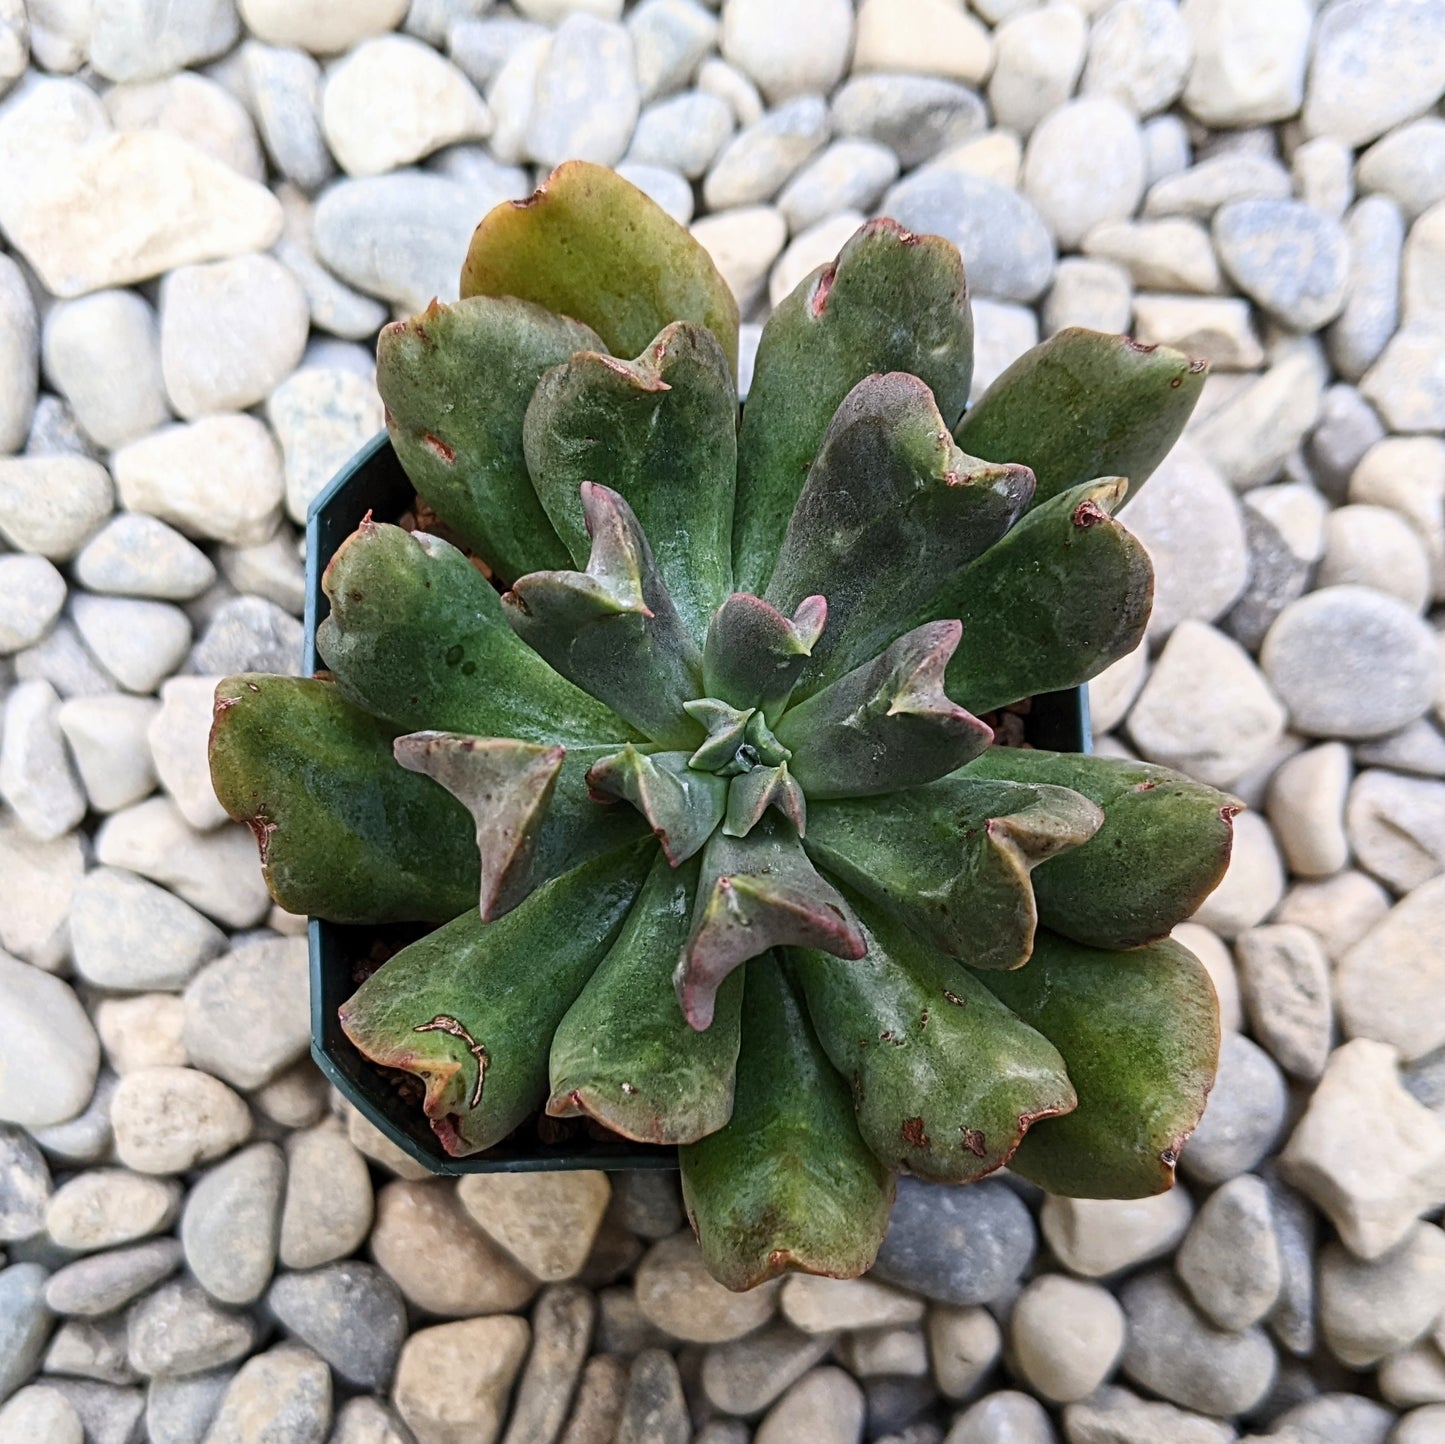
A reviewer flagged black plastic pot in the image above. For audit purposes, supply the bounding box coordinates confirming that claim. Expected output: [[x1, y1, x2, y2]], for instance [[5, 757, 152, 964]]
[[303, 432, 1094, 1175]]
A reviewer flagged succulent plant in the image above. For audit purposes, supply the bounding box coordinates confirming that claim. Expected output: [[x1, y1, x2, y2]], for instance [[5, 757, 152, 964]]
[[210, 162, 1234, 1290]]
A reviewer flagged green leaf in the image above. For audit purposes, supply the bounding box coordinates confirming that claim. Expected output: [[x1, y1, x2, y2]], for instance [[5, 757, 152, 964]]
[[680, 961, 895, 1291], [776, 622, 992, 800], [585, 746, 727, 866], [680, 818, 866, 1031], [702, 593, 827, 722], [337, 843, 652, 1157], [209, 675, 477, 924], [763, 373, 1033, 687], [964, 749, 1241, 949], [523, 322, 737, 642], [376, 296, 601, 583], [955, 328, 1208, 511], [973, 930, 1220, 1198], [548, 849, 743, 1145], [722, 762, 806, 839], [789, 904, 1076, 1184], [460, 160, 740, 379], [504, 484, 704, 748], [804, 777, 1102, 969], [317, 520, 630, 746], [733, 219, 975, 594], [927, 479, 1154, 715]]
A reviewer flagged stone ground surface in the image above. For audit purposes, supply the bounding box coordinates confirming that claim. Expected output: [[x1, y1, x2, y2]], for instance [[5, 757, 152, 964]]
[[2, 0, 1445, 1441]]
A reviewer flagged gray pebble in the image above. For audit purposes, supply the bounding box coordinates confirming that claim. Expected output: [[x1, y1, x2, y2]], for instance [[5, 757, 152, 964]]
[[188, 595, 303, 677], [615, 1348, 690, 1444], [1023, 97, 1145, 250], [72, 595, 193, 696], [527, 14, 639, 169], [203, 1344, 332, 1444], [75, 515, 216, 602], [628, 0, 719, 104], [278, 1123, 374, 1271], [447, 16, 547, 90], [872, 1178, 1034, 1308], [1082, 0, 1191, 117], [0, 1263, 53, 1405], [1361, 320, 1445, 433], [1261, 585, 1439, 740], [498, 1284, 595, 1444], [1306, 383, 1385, 501], [44, 1239, 182, 1318], [1358, 117, 1445, 221], [1319, 1222, 1445, 1368], [1144, 152, 1291, 220], [0, 455, 115, 561], [42, 1314, 135, 1386], [145, 1368, 232, 1444], [26, 1072, 119, 1170], [239, 42, 333, 192], [702, 1321, 834, 1417], [0, 1386, 84, 1444], [629, 90, 733, 178], [883, 169, 1055, 304], [704, 95, 829, 211], [38, 1380, 144, 1444], [1175, 1175, 1282, 1332], [0, 678, 85, 840], [831, 74, 984, 170], [313, 171, 479, 311], [1236, 924, 1333, 1080], [1120, 1269, 1277, 1417], [126, 1279, 257, 1380], [1182, 1033, 1287, 1186], [1214, 199, 1351, 332], [181, 1143, 285, 1308], [1329, 200, 1410, 387], [0, 1127, 50, 1242], [946, 1390, 1056, 1444], [267, 1262, 406, 1391], [777, 138, 898, 234], [0, 557, 66, 659], [0, 253, 38, 453]]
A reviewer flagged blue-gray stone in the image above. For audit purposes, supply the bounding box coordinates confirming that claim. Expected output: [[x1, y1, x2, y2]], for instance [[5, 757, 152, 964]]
[[266, 1262, 407, 1391], [831, 74, 986, 169], [1214, 198, 1351, 332], [871, 1177, 1035, 1306], [881, 170, 1056, 304], [0, 1262, 53, 1404]]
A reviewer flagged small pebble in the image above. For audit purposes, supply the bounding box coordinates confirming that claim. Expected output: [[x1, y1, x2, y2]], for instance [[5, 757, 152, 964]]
[[0, 456, 113, 562], [0, 677, 86, 840], [1265, 741, 1351, 877], [1235, 924, 1333, 1080], [1175, 1174, 1283, 1332], [635, 1231, 779, 1343], [0, 556, 66, 657], [704, 95, 829, 211], [393, 1317, 530, 1444], [1023, 97, 1145, 250], [43, 1240, 181, 1319], [628, 91, 734, 180], [278, 1122, 374, 1271], [181, 1142, 285, 1307], [267, 1261, 407, 1391], [526, 14, 638, 169], [945, 1390, 1056, 1444], [851, 0, 993, 86], [126, 1279, 256, 1379], [109, 1065, 252, 1176], [202, 1344, 332, 1444], [720, 0, 852, 104], [1041, 1190, 1193, 1280], [457, 1171, 612, 1283], [1213, 199, 1351, 332], [0, 1265, 55, 1410], [755, 1367, 865, 1444], [0, 953, 97, 1128], [1318, 1222, 1445, 1368], [1332, 195, 1406, 383], [1181, 0, 1311, 128], [1189, 810, 1286, 939], [1010, 1274, 1124, 1404], [1181, 1032, 1287, 1185], [830, 74, 984, 171], [781, 1274, 924, 1334], [45, 1169, 181, 1252]]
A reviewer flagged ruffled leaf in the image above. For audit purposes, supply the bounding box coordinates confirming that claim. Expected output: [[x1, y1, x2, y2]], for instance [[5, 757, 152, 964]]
[[394, 732, 563, 920], [956, 328, 1208, 511], [548, 850, 743, 1144], [317, 520, 629, 745], [586, 746, 727, 866], [376, 296, 599, 582], [503, 484, 704, 748], [679, 818, 867, 1031], [927, 479, 1154, 716], [680, 960, 895, 1291], [703, 592, 827, 722], [804, 777, 1102, 969], [776, 622, 992, 800], [764, 373, 1034, 687], [790, 904, 1076, 1183], [973, 930, 1220, 1198], [965, 749, 1241, 949], [209, 675, 476, 924], [523, 322, 737, 641], [460, 160, 740, 379], [734, 218, 976, 593], [337, 843, 652, 1156]]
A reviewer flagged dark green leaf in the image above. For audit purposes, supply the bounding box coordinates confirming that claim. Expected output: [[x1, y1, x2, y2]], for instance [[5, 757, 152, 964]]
[[376, 295, 599, 583], [721, 762, 806, 839], [503, 484, 704, 748], [460, 160, 740, 379], [523, 322, 737, 642], [973, 930, 1220, 1198], [804, 776, 1101, 969], [680, 960, 895, 1291], [964, 748, 1241, 949], [209, 675, 477, 924], [955, 327, 1208, 510], [789, 903, 1076, 1183], [764, 372, 1033, 686], [733, 218, 975, 594], [548, 850, 743, 1145], [337, 843, 652, 1156], [928, 478, 1154, 715], [680, 818, 866, 1031], [776, 622, 992, 799], [317, 520, 630, 745]]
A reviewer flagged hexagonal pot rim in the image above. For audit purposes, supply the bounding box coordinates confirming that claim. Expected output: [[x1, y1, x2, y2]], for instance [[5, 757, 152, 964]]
[[302, 431, 1093, 1175]]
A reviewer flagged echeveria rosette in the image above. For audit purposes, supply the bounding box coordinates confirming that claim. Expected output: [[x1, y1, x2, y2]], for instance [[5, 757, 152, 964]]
[[208, 162, 1232, 1292]]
